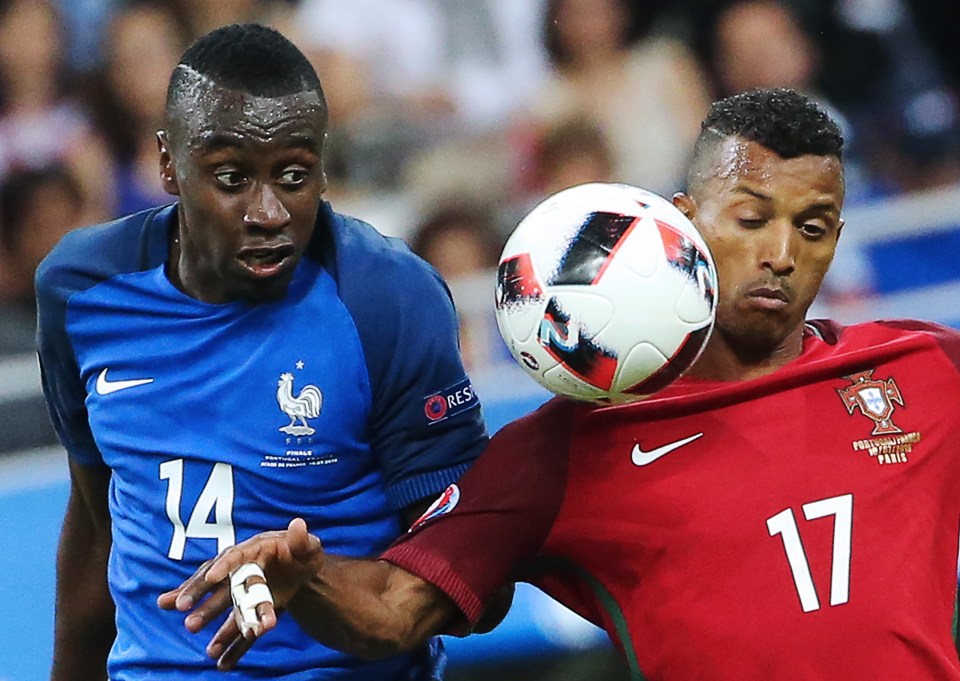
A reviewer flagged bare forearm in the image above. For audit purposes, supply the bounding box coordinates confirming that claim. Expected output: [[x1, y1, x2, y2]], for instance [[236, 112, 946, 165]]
[[285, 555, 457, 660], [161, 517, 465, 668], [51, 602, 114, 681], [51, 486, 114, 680]]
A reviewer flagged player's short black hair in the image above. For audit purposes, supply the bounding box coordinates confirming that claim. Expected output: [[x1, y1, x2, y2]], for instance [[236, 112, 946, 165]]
[[166, 23, 323, 109], [686, 88, 844, 194]]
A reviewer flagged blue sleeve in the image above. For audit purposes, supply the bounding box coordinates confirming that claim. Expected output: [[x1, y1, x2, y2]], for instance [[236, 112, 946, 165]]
[[35, 231, 104, 467], [330, 210, 489, 509], [34, 206, 171, 468]]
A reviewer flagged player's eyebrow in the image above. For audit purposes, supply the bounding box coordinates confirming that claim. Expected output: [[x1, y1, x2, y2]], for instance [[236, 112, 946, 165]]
[[735, 186, 841, 216], [804, 199, 841, 212], [196, 131, 321, 155], [195, 132, 245, 153], [797, 199, 842, 219], [283, 132, 321, 154], [734, 187, 772, 201]]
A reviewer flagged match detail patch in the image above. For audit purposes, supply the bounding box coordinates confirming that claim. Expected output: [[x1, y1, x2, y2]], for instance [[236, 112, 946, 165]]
[[422, 377, 478, 425], [409, 484, 460, 532]]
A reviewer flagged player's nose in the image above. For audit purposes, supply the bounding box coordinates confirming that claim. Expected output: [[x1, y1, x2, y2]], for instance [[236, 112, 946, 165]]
[[243, 183, 290, 231], [759, 220, 797, 275]]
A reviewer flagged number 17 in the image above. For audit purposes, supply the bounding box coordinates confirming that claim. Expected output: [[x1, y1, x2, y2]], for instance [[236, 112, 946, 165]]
[[766, 493, 853, 613]]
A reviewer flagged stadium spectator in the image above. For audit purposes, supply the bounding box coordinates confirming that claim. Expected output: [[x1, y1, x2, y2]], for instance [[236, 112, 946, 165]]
[[507, 115, 616, 237], [534, 116, 614, 198], [84, 0, 187, 217], [54, 0, 118, 73], [292, 0, 547, 131], [0, 165, 84, 452], [38, 24, 491, 681], [168, 88, 960, 681], [529, 0, 711, 197], [0, 165, 85, 315], [288, 0, 547, 196], [905, 0, 960, 92], [0, 0, 112, 219], [707, 0, 818, 96], [695, 0, 887, 202], [168, 0, 292, 43], [409, 203, 503, 286], [693, 0, 881, 305], [767, 0, 960, 194], [408, 202, 506, 369]]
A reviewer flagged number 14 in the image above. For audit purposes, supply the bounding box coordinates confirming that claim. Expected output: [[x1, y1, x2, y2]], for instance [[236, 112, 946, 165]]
[[766, 493, 853, 613], [159, 459, 235, 560]]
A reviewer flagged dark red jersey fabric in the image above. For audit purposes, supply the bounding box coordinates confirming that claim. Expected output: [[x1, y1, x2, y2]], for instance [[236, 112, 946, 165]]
[[383, 320, 960, 680]]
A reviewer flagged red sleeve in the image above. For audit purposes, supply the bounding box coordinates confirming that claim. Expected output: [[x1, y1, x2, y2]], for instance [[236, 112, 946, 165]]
[[876, 319, 960, 372], [381, 397, 578, 626]]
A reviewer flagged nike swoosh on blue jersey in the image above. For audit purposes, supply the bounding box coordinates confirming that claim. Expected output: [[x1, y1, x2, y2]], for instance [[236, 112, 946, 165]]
[[96, 368, 154, 395]]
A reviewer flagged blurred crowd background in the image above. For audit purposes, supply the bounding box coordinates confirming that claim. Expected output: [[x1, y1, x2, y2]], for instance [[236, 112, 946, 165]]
[[2, 0, 960, 488], [1, 0, 959, 362], [0, 1, 959, 679]]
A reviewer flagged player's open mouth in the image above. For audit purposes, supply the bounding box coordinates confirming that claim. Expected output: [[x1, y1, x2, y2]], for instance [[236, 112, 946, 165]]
[[237, 245, 296, 278]]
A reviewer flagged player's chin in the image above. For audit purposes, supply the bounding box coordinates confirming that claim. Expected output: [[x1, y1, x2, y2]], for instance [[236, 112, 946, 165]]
[[723, 311, 796, 355], [230, 260, 298, 303]]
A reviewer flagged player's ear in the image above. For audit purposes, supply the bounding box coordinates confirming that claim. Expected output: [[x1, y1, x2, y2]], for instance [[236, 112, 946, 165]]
[[673, 192, 697, 221], [157, 131, 180, 196]]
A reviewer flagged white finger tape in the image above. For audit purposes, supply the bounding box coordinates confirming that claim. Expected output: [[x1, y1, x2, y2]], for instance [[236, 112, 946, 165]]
[[231, 562, 266, 589], [229, 563, 274, 638], [240, 583, 274, 611]]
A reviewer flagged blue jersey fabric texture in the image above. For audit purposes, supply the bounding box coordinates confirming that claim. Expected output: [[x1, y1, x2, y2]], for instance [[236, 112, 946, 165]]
[[36, 202, 488, 680]]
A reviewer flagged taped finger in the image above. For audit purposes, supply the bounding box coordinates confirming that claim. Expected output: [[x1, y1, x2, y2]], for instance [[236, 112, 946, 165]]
[[229, 563, 274, 638], [230, 563, 266, 588]]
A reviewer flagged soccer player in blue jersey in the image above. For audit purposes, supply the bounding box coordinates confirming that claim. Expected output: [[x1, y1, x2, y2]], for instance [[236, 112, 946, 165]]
[[36, 23, 489, 681]]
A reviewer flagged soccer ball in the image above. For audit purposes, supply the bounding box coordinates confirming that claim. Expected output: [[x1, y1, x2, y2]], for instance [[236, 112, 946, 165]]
[[494, 183, 718, 404]]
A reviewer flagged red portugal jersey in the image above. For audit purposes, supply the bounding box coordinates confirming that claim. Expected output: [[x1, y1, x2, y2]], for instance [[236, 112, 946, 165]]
[[383, 320, 960, 680]]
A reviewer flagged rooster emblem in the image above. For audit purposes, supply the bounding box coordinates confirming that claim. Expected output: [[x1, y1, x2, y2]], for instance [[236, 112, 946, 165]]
[[276, 372, 323, 436]]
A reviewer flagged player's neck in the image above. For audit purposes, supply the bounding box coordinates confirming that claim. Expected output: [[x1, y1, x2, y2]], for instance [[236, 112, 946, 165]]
[[686, 326, 805, 382]]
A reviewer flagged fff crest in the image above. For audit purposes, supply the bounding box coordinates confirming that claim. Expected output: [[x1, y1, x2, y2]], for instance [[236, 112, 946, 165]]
[[276, 371, 323, 436], [836, 369, 904, 436]]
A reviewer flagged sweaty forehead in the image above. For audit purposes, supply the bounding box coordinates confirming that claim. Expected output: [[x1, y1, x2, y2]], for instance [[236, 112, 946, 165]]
[[711, 137, 844, 202], [170, 73, 326, 150]]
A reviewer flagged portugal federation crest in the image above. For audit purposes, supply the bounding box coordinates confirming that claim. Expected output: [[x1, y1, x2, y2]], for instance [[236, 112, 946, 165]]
[[836, 369, 904, 436]]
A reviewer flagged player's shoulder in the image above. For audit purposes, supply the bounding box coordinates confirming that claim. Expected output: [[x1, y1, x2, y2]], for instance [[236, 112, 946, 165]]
[[873, 319, 960, 362], [493, 397, 580, 446], [321, 202, 446, 296], [35, 204, 174, 303], [812, 318, 960, 358]]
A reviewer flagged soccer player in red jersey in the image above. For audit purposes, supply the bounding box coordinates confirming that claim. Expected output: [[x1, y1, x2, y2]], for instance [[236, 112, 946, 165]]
[[165, 88, 960, 680]]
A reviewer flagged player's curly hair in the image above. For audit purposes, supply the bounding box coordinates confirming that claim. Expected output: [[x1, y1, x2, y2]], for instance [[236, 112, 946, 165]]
[[704, 87, 843, 158], [166, 23, 324, 106], [686, 88, 843, 194]]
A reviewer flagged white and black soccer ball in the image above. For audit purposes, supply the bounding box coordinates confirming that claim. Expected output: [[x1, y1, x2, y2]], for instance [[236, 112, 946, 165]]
[[495, 182, 718, 404]]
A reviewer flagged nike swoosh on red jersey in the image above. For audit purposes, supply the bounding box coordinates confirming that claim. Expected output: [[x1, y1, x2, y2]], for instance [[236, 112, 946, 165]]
[[631, 432, 703, 466]]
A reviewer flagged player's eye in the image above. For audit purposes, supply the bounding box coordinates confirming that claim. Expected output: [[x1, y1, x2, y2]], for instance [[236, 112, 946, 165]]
[[214, 170, 246, 188], [278, 169, 308, 187], [738, 217, 765, 229], [800, 222, 829, 239]]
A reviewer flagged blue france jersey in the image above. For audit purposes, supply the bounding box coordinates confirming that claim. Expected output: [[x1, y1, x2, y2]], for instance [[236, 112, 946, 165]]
[[36, 203, 488, 680]]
